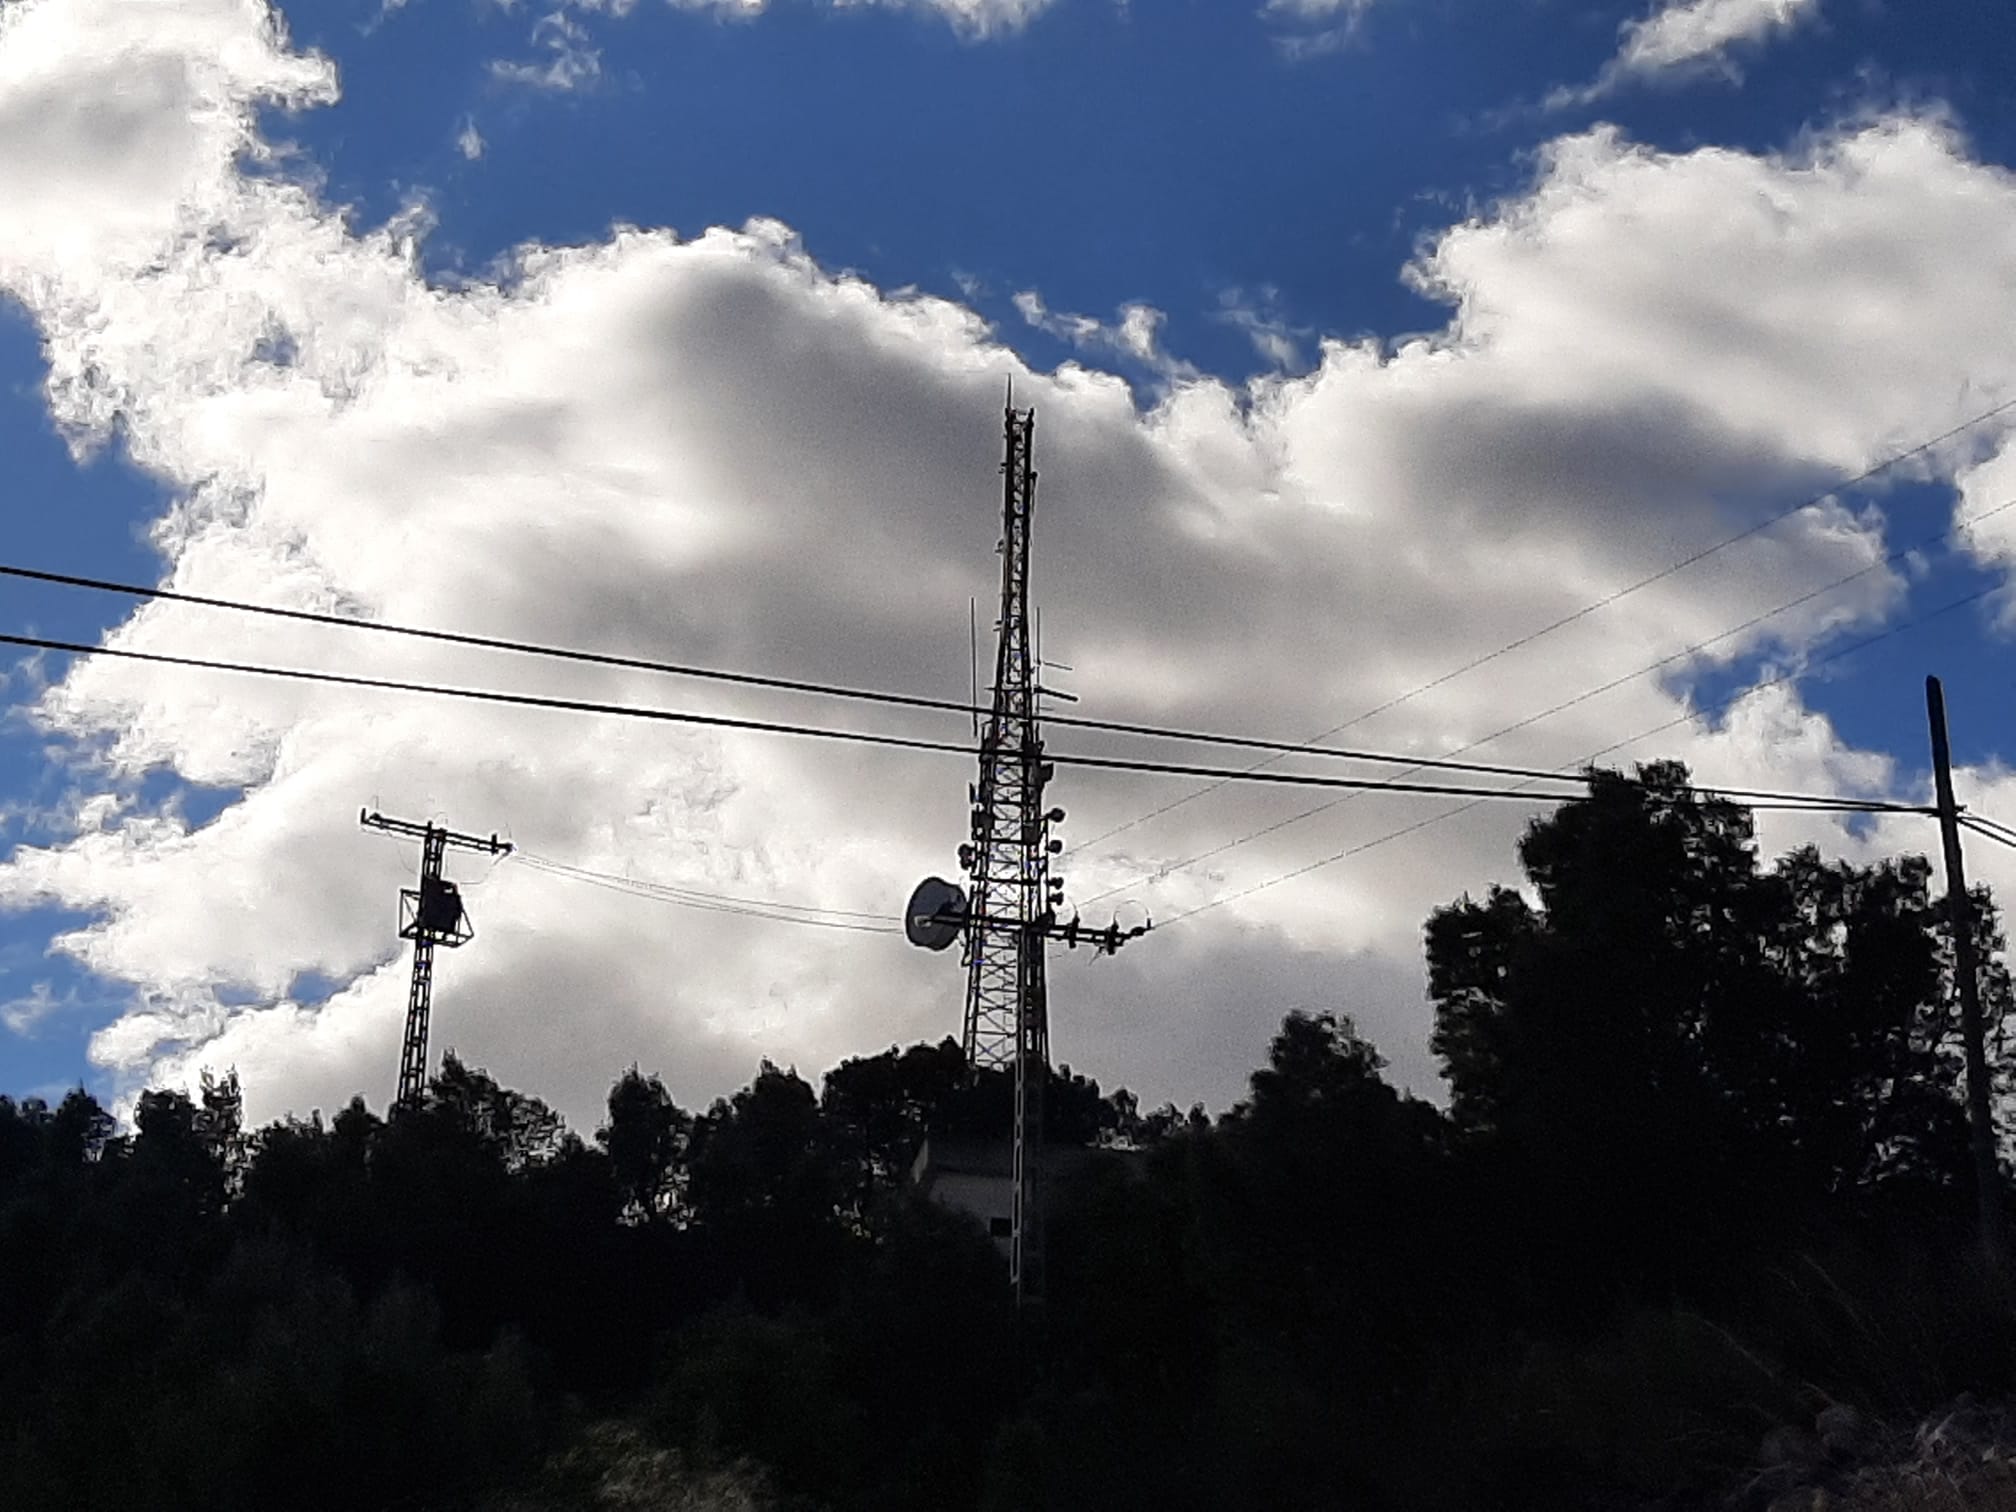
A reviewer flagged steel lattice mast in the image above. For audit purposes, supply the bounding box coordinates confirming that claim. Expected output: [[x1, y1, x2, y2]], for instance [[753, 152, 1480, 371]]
[[963, 402, 1049, 1069], [360, 809, 511, 1111], [906, 395, 1149, 1308], [960, 400, 1060, 1305]]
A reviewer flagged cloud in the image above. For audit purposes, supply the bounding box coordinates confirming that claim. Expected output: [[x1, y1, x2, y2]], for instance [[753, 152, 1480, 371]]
[[4, 0, 2016, 1132], [487, 0, 1054, 90], [1616, 0, 1819, 78], [1012, 291, 1197, 385], [664, 0, 1059, 38], [1554, 0, 1821, 105], [1214, 288, 1304, 372], [456, 117, 484, 159], [1260, 0, 1376, 59], [489, 10, 602, 91], [2, 980, 78, 1037]]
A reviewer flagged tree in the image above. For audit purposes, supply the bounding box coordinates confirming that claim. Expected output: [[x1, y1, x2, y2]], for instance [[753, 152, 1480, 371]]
[[598, 1064, 691, 1224], [687, 1061, 834, 1226], [424, 1053, 568, 1172], [1425, 761, 2004, 1303], [820, 1038, 965, 1210], [1425, 885, 1538, 1136]]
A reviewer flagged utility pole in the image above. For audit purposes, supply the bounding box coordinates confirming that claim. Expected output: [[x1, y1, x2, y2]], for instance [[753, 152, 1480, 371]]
[[1926, 676, 2007, 1268], [904, 395, 1147, 1311], [360, 809, 512, 1112]]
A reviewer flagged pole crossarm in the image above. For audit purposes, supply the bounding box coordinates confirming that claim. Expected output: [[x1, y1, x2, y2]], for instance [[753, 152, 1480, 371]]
[[925, 906, 1149, 957], [360, 808, 513, 857]]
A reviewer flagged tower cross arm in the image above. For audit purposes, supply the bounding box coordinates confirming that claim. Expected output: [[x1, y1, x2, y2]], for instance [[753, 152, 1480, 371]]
[[953, 906, 1151, 955], [359, 808, 513, 856]]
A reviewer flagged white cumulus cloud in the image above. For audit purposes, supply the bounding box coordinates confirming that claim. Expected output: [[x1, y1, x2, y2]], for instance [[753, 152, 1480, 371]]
[[1553, 0, 1821, 103], [4, 0, 2016, 1135], [1617, 0, 1819, 78]]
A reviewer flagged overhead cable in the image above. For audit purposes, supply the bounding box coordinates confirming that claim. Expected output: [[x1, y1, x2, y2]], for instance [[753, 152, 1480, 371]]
[[516, 851, 890, 919], [1074, 492, 2016, 909], [1960, 814, 2016, 853], [1145, 578, 1998, 929], [1, 569, 1939, 814], [1074, 405, 2016, 853], [512, 853, 899, 934], [0, 561, 1737, 783], [1317, 393, 2016, 724], [0, 630, 1661, 806], [12, 393, 2013, 805]]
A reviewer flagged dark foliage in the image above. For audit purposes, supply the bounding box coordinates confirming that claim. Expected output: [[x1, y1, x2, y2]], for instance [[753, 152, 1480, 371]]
[[6, 762, 2016, 1509]]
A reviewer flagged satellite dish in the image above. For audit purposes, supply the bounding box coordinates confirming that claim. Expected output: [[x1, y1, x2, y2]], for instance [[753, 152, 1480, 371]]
[[905, 876, 968, 951]]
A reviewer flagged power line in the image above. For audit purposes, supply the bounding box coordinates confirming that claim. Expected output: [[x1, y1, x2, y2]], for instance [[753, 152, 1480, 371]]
[[1073, 396, 2016, 854], [0, 559, 1971, 798], [0, 629, 1726, 806], [1577, 595, 2006, 774], [513, 853, 901, 934], [1074, 492, 2016, 910], [0, 559, 1579, 783], [0, 630, 975, 752], [1143, 578, 1996, 929], [1960, 814, 2016, 853], [516, 851, 891, 920], [0, 561, 1752, 786], [12, 393, 2011, 808], [0, 640, 1951, 943]]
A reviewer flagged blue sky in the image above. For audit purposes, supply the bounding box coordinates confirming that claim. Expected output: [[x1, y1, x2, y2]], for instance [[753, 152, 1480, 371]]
[[7, 0, 2016, 1122]]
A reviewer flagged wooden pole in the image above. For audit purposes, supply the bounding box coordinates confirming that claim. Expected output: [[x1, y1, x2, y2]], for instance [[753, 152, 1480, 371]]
[[1927, 675, 2007, 1267]]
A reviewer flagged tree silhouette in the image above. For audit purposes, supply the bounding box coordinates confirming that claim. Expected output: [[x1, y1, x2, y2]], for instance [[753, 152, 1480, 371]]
[[598, 1064, 691, 1225], [8, 763, 2016, 1511]]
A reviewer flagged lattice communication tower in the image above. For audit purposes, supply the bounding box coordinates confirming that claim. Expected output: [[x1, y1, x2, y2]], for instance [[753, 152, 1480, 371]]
[[906, 397, 1147, 1308]]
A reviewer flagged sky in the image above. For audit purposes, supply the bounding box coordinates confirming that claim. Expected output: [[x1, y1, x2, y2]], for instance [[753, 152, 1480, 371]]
[[6, 0, 2016, 1132]]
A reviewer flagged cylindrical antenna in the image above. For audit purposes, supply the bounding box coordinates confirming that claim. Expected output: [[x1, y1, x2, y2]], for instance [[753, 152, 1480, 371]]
[[969, 597, 980, 739]]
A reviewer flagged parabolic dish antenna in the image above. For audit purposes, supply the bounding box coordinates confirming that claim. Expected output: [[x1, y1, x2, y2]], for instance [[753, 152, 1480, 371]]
[[905, 877, 969, 951]]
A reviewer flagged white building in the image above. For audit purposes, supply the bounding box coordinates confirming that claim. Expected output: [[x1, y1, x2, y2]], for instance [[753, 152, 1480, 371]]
[[908, 1137, 1138, 1260]]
